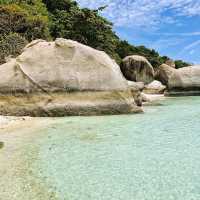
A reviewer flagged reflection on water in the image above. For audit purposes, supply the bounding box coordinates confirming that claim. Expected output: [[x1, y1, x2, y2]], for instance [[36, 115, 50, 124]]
[[37, 97, 200, 200]]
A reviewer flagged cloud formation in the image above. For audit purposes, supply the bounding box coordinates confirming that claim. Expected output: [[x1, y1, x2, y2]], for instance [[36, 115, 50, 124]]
[[77, 0, 200, 63], [77, 0, 200, 28]]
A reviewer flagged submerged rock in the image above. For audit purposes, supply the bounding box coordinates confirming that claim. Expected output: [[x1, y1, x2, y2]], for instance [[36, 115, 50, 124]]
[[0, 39, 142, 116], [144, 80, 166, 94], [120, 55, 154, 84]]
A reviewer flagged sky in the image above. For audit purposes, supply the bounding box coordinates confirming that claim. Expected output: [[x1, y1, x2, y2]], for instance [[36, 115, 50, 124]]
[[76, 0, 200, 64]]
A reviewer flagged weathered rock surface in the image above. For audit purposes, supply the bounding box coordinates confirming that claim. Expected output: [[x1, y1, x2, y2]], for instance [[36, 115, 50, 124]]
[[120, 55, 154, 84], [156, 64, 200, 96], [144, 80, 166, 94], [165, 59, 175, 68], [0, 39, 142, 116], [127, 81, 144, 106], [166, 65, 200, 96], [127, 81, 145, 91], [155, 64, 176, 86]]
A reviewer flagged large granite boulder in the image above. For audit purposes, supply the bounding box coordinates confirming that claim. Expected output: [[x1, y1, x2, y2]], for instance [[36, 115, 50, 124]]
[[166, 65, 200, 96], [0, 39, 142, 116], [120, 55, 154, 84], [156, 63, 200, 96], [155, 64, 176, 86], [144, 80, 166, 94]]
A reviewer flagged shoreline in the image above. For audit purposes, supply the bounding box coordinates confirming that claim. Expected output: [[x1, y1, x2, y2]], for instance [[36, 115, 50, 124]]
[[0, 94, 166, 128], [0, 116, 58, 199], [0, 115, 31, 130], [144, 93, 165, 101]]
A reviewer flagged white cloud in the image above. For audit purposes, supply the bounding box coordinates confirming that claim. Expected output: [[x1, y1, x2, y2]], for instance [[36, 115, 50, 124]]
[[177, 40, 200, 59], [151, 38, 184, 51], [154, 32, 200, 37], [76, 0, 200, 28], [76, 0, 200, 63], [183, 40, 200, 50]]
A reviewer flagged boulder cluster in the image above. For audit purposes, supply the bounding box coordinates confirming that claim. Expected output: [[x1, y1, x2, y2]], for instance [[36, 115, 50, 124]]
[[0, 38, 199, 116], [121, 54, 200, 96]]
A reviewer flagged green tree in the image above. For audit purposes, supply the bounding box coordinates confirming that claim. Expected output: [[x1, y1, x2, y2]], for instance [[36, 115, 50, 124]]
[[0, 1, 50, 41], [0, 0, 189, 68], [43, 0, 120, 61], [175, 60, 190, 69]]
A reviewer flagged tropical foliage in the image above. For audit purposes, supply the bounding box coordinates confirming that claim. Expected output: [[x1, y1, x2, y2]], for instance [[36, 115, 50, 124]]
[[0, 33, 28, 64], [0, 0, 189, 68]]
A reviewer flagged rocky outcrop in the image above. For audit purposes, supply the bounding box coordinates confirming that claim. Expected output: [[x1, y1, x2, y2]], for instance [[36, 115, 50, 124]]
[[155, 64, 176, 86], [127, 81, 144, 106], [0, 39, 142, 116], [120, 55, 154, 84], [156, 64, 200, 96], [144, 80, 166, 94], [165, 65, 200, 96], [127, 81, 144, 91], [165, 59, 175, 68]]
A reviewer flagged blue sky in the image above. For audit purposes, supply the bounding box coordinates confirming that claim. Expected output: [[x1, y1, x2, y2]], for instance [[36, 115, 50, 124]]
[[76, 0, 200, 64]]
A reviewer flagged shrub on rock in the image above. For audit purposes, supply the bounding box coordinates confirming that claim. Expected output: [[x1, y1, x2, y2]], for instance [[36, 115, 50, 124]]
[[0, 33, 28, 64]]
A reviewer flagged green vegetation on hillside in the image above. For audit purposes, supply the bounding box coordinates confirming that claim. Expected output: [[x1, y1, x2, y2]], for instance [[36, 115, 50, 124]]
[[0, 0, 190, 68], [175, 60, 190, 69]]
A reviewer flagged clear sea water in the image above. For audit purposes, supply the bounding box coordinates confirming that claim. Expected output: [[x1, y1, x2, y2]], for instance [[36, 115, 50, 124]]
[[1, 96, 200, 200]]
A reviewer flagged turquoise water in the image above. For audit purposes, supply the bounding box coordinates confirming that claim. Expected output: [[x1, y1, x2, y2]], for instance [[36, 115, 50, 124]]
[[0, 97, 200, 200], [35, 97, 200, 200]]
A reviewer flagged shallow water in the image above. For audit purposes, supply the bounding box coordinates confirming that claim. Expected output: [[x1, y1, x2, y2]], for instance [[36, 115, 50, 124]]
[[1, 97, 200, 199]]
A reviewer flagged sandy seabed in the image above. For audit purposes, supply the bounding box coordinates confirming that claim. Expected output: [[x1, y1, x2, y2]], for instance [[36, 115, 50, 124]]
[[0, 94, 166, 200]]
